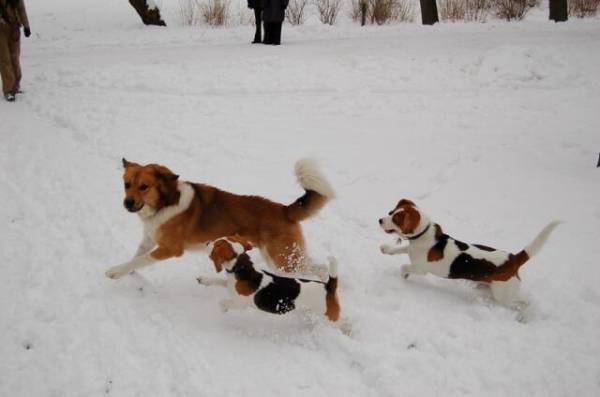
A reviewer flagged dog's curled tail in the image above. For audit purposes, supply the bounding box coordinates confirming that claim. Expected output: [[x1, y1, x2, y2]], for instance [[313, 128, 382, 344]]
[[524, 221, 562, 258], [325, 256, 340, 322], [285, 159, 335, 223]]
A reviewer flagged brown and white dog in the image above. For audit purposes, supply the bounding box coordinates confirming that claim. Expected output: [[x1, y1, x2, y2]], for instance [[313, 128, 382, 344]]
[[105, 158, 335, 279], [199, 237, 341, 322], [379, 199, 560, 310]]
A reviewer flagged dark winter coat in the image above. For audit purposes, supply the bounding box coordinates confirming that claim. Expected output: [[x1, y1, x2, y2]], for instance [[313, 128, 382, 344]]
[[261, 0, 288, 23], [0, 0, 29, 28], [247, 0, 259, 9]]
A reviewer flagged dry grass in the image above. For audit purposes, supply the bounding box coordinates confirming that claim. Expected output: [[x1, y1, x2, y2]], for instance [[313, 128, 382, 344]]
[[351, 0, 414, 24], [490, 0, 530, 20], [287, 0, 309, 25], [315, 0, 343, 25], [569, 0, 600, 17], [439, 0, 490, 22], [200, 0, 230, 26]]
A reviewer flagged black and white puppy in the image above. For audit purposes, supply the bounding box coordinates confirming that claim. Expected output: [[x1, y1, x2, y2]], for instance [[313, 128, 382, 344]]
[[379, 199, 560, 310], [199, 237, 341, 322]]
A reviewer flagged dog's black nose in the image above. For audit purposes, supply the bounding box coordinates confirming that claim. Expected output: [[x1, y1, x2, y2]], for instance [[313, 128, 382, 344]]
[[124, 198, 135, 209], [378, 218, 383, 225]]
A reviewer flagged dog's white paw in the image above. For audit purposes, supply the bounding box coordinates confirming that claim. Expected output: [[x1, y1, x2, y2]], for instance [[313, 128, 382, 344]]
[[380, 244, 395, 255], [105, 265, 130, 280]]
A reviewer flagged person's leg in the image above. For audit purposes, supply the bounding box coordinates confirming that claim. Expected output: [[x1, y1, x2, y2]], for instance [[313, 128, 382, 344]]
[[253, 8, 262, 43], [273, 22, 282, 45], [9, 27, 21, 92], [263, 22, 271, 44], [0, 27, 17, 99]]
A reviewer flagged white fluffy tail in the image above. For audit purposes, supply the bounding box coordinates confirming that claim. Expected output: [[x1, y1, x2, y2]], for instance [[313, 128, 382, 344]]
[[295, 158, 336, 199], [524, 221, 561, 257], [327, 256, 338, 278]]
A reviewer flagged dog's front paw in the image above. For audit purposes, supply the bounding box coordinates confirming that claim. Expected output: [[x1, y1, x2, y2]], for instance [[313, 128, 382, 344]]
[[105, 265, 130, 280], [400, 265, 411, 279], [380, 244, 395, 255]]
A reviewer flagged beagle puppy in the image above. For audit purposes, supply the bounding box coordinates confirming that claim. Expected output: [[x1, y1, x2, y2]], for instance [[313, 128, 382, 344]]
[[379, 199, 560, 310], [199, 237, 341, 322]]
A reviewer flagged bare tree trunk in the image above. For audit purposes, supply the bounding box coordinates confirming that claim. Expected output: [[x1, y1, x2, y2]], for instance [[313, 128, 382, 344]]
[[419, 0, 439, 25], [549, 0, 568, 22], [129, 0, 167, 26]]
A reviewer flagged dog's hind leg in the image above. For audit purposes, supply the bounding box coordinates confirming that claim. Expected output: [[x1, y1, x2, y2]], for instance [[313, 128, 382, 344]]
[[490, 277, 528, 311]]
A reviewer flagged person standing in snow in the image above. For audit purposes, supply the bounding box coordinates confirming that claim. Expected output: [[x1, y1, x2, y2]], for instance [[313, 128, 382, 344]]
[[0, 0, 30, 102], [262, 0, 288, 45], [248, 0, 262, 44]]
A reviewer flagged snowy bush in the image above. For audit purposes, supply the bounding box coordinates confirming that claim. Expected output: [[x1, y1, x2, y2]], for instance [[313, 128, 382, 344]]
[[439, 0, 490, 22], [178, 0, 201, 25], [569, 0, 600, 17], [315, 0, 343, 25], [490, 0, 530, 20], [287, 0, 309, 25]]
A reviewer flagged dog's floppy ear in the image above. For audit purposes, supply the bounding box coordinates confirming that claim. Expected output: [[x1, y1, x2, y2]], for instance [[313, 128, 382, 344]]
[[394, 207, 421, 234], [209, 240, 237, 273], [154, 165, 179, 182]]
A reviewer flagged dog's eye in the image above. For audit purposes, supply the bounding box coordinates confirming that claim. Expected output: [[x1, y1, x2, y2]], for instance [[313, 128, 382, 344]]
[[139, 184, 148, 192], [124, 182, 131, 189], [388, 211, 393, 215]]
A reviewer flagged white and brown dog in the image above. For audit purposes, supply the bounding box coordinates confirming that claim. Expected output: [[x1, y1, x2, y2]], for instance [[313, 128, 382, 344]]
[[379, 199, 560, 309], [199, 237, 341, 322], [105, 158, 335, 279]]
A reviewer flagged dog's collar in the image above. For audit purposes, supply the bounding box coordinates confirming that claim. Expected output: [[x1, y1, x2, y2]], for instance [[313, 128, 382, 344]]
[[407, 223, 431, 241]]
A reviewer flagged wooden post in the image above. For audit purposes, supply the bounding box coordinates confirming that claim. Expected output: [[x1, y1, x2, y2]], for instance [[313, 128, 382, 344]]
[[361, 1, 367, 26], [129, 0, 167, 26]]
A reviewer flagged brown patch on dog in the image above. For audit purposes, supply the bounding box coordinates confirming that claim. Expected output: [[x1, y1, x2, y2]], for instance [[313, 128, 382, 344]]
[[392, 206, 421, 235], [434, 224, 445, 239], [448, 250, 530, 283], [487, 250, 530, 282], [427, 245, 444, 262], [209, 239, 238, 273], [325, 277, 340, 322], [235, 280, 259, 296]]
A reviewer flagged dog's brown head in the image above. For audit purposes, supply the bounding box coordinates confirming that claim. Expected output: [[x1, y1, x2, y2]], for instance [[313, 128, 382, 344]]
[[121, 159, 180, 214], [379, 199, 429, 238], [208, 237, 253, 273]]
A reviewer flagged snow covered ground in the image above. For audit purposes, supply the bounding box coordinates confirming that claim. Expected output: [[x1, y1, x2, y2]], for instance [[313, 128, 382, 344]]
[[1, 1, 599, 396]]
